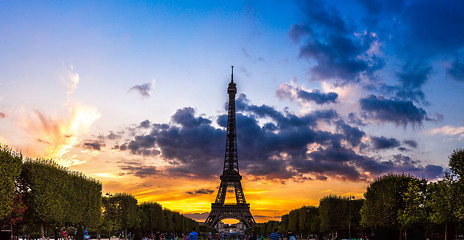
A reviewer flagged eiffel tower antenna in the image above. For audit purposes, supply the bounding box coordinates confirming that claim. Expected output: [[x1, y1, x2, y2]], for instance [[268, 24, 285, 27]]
[[205, 67, 256, 228]]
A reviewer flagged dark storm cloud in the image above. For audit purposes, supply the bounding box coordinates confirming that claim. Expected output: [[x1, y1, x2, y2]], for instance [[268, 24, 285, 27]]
[[335, 120, 365, 147], [360, 95, 427, 126], [276, 84, 338, 105], [297, 89, 338, 104], [289, 0, 383, 83], [371, 136, 400, 150], [172, 107, 211, 127], [186, 188, 215, 195], [83, 141, 105, 151], [128, 135, 157, 155], [115, 98, 443, 181], [116, 110, 225, 178], [129, 82, 153, 97]]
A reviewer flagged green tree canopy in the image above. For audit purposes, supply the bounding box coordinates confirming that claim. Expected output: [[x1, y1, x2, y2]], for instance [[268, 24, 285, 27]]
[[0, 144, 22, 220], [18, 158, 101, 236], [449, 148, 464, 180], [397, 178, 427, 239], [319, 195, 348, 234], [360, 173, 418, 230], [112, 193, 138, 239]]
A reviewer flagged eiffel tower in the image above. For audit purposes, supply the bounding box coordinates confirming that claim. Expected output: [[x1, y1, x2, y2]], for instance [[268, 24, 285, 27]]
[[205, 66, 256, 228]]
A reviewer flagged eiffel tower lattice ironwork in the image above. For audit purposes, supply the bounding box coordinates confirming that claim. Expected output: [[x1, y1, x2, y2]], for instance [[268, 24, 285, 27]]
[[205, 66, 256, 228]]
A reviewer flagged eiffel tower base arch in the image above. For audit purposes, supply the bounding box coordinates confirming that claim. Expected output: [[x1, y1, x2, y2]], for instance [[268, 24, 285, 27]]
[[205, 203, 256, 228]]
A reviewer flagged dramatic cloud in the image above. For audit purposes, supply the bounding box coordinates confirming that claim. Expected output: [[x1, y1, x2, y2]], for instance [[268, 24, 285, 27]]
[[114, 97, 443, 181], [371, 136, 400, 150], [186, 188, 215, 195], [360, 95, 427, 126], [335, 120, 365, 147], [172, 107, 211, 127], [19, 104, 100, 166], [289, 0, 464, 119], [289, 0, 383, 83], [129, 80, 155, 98], [276, 83, 338, 105]]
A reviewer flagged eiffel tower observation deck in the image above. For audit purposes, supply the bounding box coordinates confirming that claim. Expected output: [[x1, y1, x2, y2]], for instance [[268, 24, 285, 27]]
[[205, 66, 256, 228]]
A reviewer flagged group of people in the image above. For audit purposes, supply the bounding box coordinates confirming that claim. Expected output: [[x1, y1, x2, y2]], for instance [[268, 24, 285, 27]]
[[269, 229, 296, 240], [36, 228, 300, 240], [142, 227, 198, 240]]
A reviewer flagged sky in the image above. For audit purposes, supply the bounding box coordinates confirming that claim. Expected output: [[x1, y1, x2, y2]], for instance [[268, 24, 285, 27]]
[[1, 0, 464, 223]]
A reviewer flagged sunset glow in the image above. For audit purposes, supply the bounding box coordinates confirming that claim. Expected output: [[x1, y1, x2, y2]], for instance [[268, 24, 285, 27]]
[[1, 0, 463, 223]]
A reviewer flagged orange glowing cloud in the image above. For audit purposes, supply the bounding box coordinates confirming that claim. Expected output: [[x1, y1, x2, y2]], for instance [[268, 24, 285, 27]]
[[18, 66, 100, 166]]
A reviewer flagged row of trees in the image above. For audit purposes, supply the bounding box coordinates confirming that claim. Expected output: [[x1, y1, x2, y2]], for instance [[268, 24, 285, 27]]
[[251, 196, 363, 238], [101, 195, 200, 238], [0, 144, 200, 240], [251, 148, 464, 240], [18, 158, 102, 237]]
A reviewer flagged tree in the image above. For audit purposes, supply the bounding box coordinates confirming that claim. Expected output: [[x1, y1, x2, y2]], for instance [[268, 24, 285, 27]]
[[360, 173, 417, 235], [0, 144, 22, 220], [449, 148, 464, 180], [298, 207, 310, 235], [18, 158, 102, 238], [138, 202, 163, 234], [295, 206, 320, 236], [19, 159, 68, 236], [397, 178, 427, 240], [280, 214, 289, 233], [426, 174, 456, 240], [288, 209, 299, 233], [112, 193, 138, 239], [448, 148, 464, 222], [319, 195, 348, 238]]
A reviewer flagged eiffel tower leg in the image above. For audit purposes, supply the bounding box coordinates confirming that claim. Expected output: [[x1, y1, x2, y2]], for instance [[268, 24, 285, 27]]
[[214, 180, 228, 204], [234, 181, 246, 204]]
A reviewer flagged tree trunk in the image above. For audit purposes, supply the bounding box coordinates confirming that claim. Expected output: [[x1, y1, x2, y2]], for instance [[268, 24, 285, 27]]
[[405, 230, 407, 240], [40, 223, 45, 238], [445, 223, 447, 240], [125, 228, 128, 240], [400, 229, 402, 240]]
